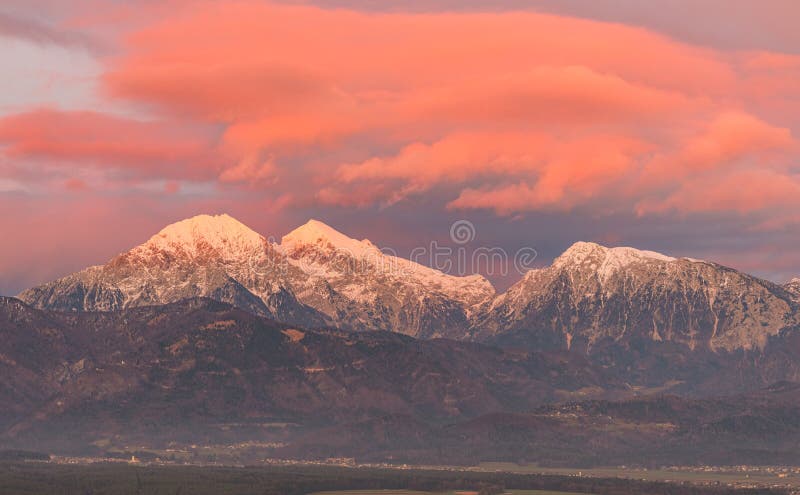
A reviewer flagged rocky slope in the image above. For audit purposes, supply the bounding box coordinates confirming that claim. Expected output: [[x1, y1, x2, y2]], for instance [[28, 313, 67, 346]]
[[0, 297, 617, 455], [786, 278, 800, 301], [279, 219, 494, 338], [475, 242, 799, 354]]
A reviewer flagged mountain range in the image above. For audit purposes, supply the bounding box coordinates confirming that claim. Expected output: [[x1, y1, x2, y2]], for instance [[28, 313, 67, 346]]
[[19, 215, 495, 339], [18, 214, 800, 350], [5, 213, 800, 465]]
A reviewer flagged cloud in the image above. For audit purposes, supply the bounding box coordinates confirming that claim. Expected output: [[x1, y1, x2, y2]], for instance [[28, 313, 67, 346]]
[[336, 132, 649, 208], [638, 111, 794, 189], [63, 177, 89, 192], [0, 0, 800, 238], [0, 11, 103, 52], [444, 135, 648, 214], [87, 1, 799, 221], [639, 169, 800, 217], [445, 112, 795, 216], [0, 108, 223, 181]]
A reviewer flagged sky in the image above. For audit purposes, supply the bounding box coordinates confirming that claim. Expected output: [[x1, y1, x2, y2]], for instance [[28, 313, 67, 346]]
[[1, 0, 800, 294]]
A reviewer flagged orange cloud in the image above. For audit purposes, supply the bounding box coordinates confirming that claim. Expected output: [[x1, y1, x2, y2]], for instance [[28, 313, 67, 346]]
[[640, 111, 794, 187], [445, 135, 648, 214], [103, 3, 733, 173], [64, 177, 89, 192], [445, 111, 796, 216], [0, 108, 222, 180], [639, 169, 800, 216], [337, 132, 649, 207]]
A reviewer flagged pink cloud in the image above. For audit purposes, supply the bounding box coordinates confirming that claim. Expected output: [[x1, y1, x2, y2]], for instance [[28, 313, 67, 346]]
[[63, 177, 89, 192], [639, 169, 800, 216], [445, 136, 648, 214], [85, 1, 798, 222], [0, 0, 797, 235], [0, 108, 223, 181], [640, 111, 794, 186]]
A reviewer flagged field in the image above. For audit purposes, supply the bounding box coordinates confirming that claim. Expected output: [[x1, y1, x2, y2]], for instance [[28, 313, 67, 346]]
[[478, 464, 800, 489], [0, 462, 781, 495], [310, 490, 590, 495]]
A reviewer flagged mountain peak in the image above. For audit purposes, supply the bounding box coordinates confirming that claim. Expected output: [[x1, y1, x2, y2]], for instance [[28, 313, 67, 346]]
[[138, 213, 265, 256], [555, 241, 676, 267], [554, 241, 606, 262], [280, 218, 377, 257], [551, 241, 679, 281]]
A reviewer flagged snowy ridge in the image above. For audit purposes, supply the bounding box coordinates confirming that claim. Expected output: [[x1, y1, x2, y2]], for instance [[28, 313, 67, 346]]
[[276, 218, 495, 336], [279, 218, 495, 304], [550, 241, 707, 283], [280, 219, 379, 259], [554, 241, 675, 268]]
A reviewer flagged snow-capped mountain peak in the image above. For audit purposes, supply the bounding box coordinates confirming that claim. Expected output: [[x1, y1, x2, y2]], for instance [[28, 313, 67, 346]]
[[135, 213, 266, 259], [553, 241, 675, 270], [549, 241, 696, 282], [280, 219, 379, 258]]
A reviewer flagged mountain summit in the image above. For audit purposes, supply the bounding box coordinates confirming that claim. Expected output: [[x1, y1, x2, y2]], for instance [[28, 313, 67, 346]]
[[281, 218, 379, 258], [138, 213, 266, 259], [552, 241, 680, 279]]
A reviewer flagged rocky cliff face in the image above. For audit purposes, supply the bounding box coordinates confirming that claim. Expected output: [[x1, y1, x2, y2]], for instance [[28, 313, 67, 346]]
[[474, 242, 799, 353], [786, 278, 800, 301]]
